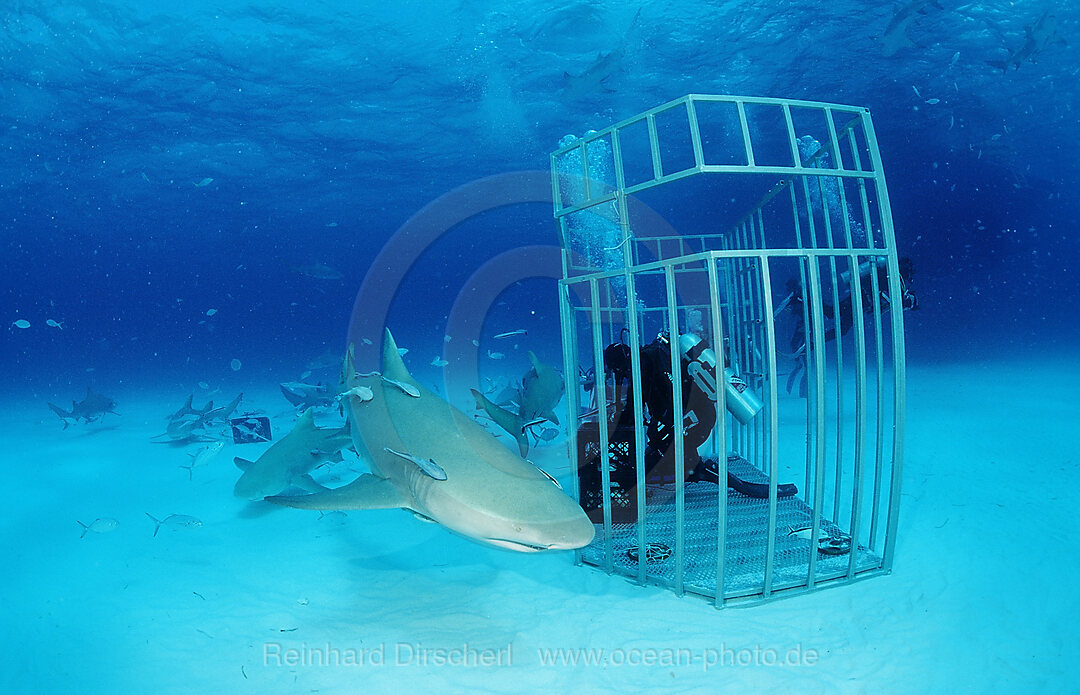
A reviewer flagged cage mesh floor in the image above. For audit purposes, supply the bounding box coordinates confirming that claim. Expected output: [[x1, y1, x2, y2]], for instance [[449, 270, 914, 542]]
[[580, 456, 883, 598]]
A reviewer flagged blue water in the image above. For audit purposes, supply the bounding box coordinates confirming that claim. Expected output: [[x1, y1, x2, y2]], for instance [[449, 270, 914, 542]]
[[4, 1, 1078, 398]]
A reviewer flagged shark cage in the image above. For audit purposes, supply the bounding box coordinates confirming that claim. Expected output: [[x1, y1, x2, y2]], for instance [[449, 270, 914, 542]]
[[551, 95, 907, 607]]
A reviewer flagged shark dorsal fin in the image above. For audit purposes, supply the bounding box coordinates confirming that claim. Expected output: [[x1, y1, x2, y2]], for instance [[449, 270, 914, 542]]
[[340, 343, 356, 389], [381, 329, 413, 382], [295, 407, 318, 431], [234, 457, 255, 471], [528, 351, 541, 371]]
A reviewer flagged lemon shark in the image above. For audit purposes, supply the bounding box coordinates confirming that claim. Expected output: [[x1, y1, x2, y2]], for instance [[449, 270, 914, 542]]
[[233, 408, 351, 500], [267, 330, 594, 553], [470, 351, 564, 457]]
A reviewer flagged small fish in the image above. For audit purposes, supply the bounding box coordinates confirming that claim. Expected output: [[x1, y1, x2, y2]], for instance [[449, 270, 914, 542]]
[[198, 381, 210, 390], [77, 518, 119, 538], [338, 385, 374, 402], [471, 339, 480, 347], [538, 427, 560, 442], [11, 319, 30, 329], [318, 510, 348, 523], [191, 441, 225, 467], [205, 308, 218, 317], [534, 467, 562, 489], [925, 98, 939, 105], [949, 115, 954, 130], [146, 512, 203, 537], [911, 85, 922, 98], [430, 357, 449, 367], [397, 347, 409, 357], [383, 447, 447, 481], [487, 350, 505, 360], [355, 370, 381, 378], [362, 338, 373, 346], [443, 335, 452, 343], [521, 417, 548, 433], [194, 177, 214, 187], [230, 358, 242, 371], [381, 376, 420, 398], [787, 526, 815, 540], [494, 329, 527, 339], [46, 319, 64, 329], [181, 442, 225, 479]]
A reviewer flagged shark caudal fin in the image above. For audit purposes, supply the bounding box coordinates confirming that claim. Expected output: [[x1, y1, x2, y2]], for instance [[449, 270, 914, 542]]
[[48, 402, 72, 420], [472, 389, 529, 457], [145, 512, 163, 537]]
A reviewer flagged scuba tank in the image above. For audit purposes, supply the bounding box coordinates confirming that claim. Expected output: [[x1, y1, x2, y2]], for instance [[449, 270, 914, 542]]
[[677, 333, 763, 425]]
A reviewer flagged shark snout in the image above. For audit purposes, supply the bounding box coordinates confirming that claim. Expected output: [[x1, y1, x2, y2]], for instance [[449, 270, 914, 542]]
[[485, 515, 596, 553]]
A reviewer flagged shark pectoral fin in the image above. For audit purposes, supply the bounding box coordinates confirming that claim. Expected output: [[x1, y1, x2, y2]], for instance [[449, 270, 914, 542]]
[[234, 457, 256, 471], [266, 474, 408, 511], [543, 409, 561, 426], [293, 473, 330, 495]]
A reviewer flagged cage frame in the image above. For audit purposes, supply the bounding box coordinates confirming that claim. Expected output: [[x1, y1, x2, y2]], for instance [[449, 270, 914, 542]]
[[550, 94, 907, 607]]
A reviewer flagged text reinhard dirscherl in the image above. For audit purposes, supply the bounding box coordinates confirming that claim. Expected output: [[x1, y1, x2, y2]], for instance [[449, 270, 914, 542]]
[[263, 642, 820, 671]]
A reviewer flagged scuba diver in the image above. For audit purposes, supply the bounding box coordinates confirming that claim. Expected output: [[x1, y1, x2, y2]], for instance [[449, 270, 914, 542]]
[[577, 329, 794, 524], [782, 257, 917, 397]]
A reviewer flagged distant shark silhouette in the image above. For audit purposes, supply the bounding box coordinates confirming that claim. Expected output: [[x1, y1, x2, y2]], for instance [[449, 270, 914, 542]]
[[561, 8, 641, 101], [233, 408, 351, 500], [878, 0, 943, 57], [48, 388, 119, 428], [268, 330, 594, 553], [154, 393, 242, 443], [988, 11, 1062, 74], [279, 381, 334, 410]]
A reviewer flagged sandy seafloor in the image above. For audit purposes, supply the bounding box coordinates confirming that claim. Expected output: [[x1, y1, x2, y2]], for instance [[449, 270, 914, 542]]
[[3, 357, 1078, 694]]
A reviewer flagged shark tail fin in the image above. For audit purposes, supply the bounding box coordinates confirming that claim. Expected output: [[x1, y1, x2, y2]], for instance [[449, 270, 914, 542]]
[[472, 389, 530, 457], [48, 402, 71, 419], [77, 520, 89, 539], [145, 512, 162, 537]]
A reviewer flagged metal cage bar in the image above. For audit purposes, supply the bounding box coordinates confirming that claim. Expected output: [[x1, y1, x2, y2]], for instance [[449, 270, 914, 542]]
[[554, 94, 905, 606]]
